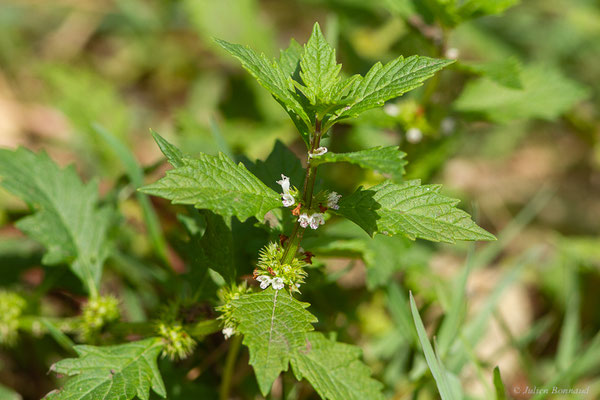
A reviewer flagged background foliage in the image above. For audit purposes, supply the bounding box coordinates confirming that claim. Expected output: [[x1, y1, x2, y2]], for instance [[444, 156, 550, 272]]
[[0, 0, 599, 399]]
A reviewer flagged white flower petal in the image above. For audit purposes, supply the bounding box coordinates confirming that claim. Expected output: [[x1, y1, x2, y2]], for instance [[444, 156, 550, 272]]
[[276, 174, 290, 193], [406, 128, 423, 143], [308, 146, 328, 159], [272, 277, 284, 290], [309, 213, 325, 230], [256, 275, 272, 290], [282, 193, 295, 207], [384, 103, 400, 117], [222, 327, 235, 339], [298, 213, 310, 228]]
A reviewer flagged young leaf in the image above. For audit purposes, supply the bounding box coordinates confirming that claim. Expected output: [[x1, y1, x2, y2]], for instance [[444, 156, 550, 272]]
[[278, 39, 303, 80], [0, 148, 113, 294], [45, 338, 166, 400], [309, 146, 407, 181], [150, 129, 185, 168], [215, 38, 312, 142], [140, 152, 281, 222], [290, 332, 385, 400], [337, 180, 495, 242], [409, 292, 458, 400], [332, 56, 454, 122], [298, 22, 342, 106], [231, 287, 317, 395]]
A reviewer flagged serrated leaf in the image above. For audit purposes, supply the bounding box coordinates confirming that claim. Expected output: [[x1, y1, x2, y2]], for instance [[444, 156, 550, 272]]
[[232, 287, 317, 395], [215, 38, 312, 143], [290, 332, 385, 400], [337, 180, 495, 242], [46, 338, 166, 400], [454, 64, 588, 122], [310, 146, 406, 181], [298, 22, 342, 106], [0, 148, 113, 293], [150, 129, 184, 168], [140, 152, 281, 222], [150, 131, 235, 283], [278, 39, 303, 81], [333, 56, 454, 121]]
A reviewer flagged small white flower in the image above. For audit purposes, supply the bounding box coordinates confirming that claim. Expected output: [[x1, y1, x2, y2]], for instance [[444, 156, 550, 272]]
[[271, 277, 285, 290], [222, 327, 235, 339], [276, 174, 295, 207], [308, 146, 328, 159], [406, 128, 423, 144], [384, 103, 400, 117], [298, 213, 310, 228], [441, 117, 455, 135], [309, 213, 325, 230], [326, 192, 341, 210], [256, 275, 272, 290], [445, 47, 459, 59]]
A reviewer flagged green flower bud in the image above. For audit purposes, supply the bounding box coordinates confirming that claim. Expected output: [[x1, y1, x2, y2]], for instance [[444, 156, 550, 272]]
[[0, 291, 26, 346], [157, 323, 196, 360], [216, 282, 251, 338], [80, 295, 120, 340]]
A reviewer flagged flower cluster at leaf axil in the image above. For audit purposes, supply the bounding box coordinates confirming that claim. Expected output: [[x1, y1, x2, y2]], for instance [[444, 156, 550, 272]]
[[254, 242, 308, 293], [80, 295, 120, 340], [277, 174, 341, 230], [157, 322, 196, 360], [0, 291, 26, 346], [217, 283, 252, 339]]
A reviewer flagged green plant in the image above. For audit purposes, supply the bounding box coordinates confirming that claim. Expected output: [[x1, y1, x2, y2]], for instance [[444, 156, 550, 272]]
[[0, 22, 497, 399]]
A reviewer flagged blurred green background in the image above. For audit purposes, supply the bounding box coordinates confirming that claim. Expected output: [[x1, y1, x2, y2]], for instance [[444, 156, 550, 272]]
[[0, 0, 599, 399]]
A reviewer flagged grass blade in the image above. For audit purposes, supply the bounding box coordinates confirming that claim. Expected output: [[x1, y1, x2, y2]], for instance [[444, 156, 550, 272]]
[[493, 366, 507, 400], [410, 291, 458, 400], [93, 123, 170, 267]]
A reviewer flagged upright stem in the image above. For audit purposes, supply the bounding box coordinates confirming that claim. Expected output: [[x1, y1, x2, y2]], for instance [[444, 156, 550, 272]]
[[281, 119, 322, 264]]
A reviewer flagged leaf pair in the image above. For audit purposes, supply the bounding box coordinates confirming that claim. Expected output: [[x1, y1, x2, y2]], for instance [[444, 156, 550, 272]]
[[232, 287, 384, 399], [143, 133, 494, 243]]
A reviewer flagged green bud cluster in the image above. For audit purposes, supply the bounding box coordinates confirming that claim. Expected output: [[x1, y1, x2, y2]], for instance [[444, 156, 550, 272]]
[[80, 295, 120, 340], [157, 322, 196, 360], [256, 242, 308, 293], [216, 282, 251, 336], [0, 291, 26, 346]]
